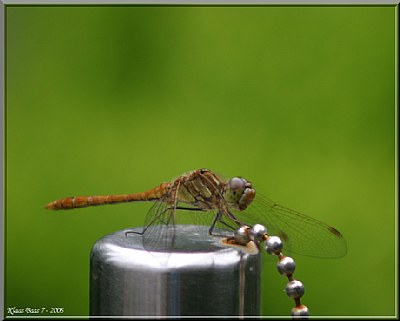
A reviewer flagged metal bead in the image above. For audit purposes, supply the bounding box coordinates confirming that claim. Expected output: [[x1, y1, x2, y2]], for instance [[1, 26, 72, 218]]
[[285, 280, 305, 299], [291, 304, 310, 317], [234, 225, 251, 245], [276, 256, 296, 276], [265, 236, 283, 255], [249, 224, 268, 243]]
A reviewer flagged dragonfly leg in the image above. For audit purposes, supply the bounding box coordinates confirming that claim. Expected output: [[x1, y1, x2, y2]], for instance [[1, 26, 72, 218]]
[[226, 211, 246, 227], [125, 222, 155, 236], [208, 211, 246, 237], [219, 219, 238, 231], [125, 206, 172, 237], [209, 211, 223, 235], [174, 206, 206, 211], [125, 230, 144, 236], [209, 211, 240, 235]]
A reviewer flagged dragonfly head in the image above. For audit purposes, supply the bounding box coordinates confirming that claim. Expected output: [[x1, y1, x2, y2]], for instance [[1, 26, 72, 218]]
[[224, 177, 256, 211]]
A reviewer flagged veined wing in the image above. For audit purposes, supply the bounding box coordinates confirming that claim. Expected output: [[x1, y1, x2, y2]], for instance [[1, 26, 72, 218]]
[[140, 197, 177, 252], [233, 193, 347, 258], [143, 192, 237, 252]]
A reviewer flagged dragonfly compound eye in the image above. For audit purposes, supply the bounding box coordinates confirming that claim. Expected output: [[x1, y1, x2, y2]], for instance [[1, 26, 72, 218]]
[[225, 177, 255, 210], [225, 177, 246, 204], [228, 177, 247, 190]]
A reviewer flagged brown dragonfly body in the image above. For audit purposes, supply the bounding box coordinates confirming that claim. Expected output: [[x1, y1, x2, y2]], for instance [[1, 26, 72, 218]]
[[45, 181, 171, 210], [46, 168, 254, 212], [45, 168, 347, 258]]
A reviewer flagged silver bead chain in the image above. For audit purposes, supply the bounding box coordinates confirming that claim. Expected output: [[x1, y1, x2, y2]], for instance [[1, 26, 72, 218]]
[[234, 224, 310, 318]]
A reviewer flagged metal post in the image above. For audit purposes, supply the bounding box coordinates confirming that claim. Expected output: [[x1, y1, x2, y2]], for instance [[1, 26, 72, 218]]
[[90, 225, 261, 317]]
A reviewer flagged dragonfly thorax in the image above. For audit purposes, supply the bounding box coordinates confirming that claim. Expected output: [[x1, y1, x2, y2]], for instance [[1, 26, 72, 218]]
[[224, 177, 256, 211]]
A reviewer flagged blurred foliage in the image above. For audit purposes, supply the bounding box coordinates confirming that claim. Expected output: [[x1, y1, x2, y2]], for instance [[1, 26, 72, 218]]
[[5, 5, 396, 317]]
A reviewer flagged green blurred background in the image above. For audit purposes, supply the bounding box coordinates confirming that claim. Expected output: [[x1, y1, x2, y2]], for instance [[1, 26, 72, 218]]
[[5, 5, 396, 317]]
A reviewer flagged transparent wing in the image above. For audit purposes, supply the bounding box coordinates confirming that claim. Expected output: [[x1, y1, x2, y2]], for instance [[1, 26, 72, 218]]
[[233, 193, 347, 258], [141, 198, 177, 252], [140, 185, 233, 252]]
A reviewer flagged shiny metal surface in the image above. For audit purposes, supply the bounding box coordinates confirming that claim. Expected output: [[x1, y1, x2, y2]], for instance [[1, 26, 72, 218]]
[[90, 225, 261, 317]]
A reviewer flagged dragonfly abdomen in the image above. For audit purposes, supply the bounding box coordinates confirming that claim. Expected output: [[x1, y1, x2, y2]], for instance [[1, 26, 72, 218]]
[[45, 182, 171, 210]]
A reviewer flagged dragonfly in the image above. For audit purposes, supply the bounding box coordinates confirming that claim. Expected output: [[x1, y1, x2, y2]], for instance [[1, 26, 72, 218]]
[[45, 168, 347, 258]]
